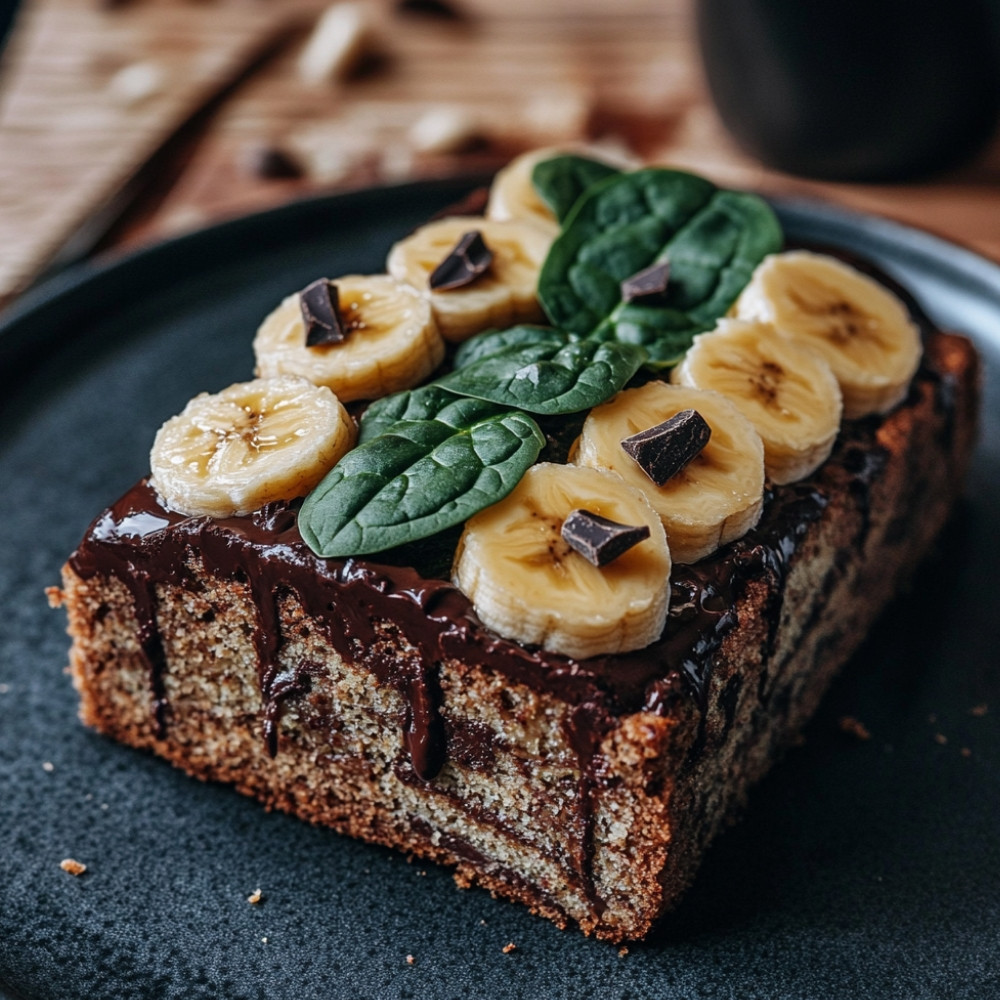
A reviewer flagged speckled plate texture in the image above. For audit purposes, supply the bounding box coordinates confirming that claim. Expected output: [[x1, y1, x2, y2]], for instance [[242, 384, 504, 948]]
[[1, 180, 997, 1000]]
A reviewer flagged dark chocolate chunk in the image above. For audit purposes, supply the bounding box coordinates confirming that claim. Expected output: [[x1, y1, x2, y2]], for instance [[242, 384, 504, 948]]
[[428, 230, 494, 291], [300, 280, 347, 347], [621, 409, 711, 486], [396, 0, 464, 18], [245, 143, 304, 180], [620, 259, 671, 304], [560, 509, 651, 567]]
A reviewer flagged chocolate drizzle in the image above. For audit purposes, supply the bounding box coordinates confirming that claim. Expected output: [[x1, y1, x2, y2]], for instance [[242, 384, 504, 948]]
[[67, 417, 889, 771], [133, 578, 170, 738]]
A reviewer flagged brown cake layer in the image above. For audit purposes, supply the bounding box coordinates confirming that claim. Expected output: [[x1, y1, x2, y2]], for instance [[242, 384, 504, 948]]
[[56, 329, 980, 941]]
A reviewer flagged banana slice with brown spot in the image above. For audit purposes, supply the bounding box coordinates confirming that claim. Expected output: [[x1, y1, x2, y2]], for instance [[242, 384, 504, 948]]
[[386, 217, 552, 343], [453, 462, 671, 660], [253, 275, 444, 404], [150, 375, 355, 518], [573, 382, 765, 564], [672, 318, 843, 485], [733, 250, 922, 419]]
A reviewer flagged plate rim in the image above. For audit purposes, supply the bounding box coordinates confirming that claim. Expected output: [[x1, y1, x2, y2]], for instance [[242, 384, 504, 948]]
[[4, 179, 1000, 359], [2, 176, 998, 1000]]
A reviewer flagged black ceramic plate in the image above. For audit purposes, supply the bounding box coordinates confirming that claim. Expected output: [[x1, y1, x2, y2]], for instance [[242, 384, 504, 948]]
[[1, 181, 997, 1000]]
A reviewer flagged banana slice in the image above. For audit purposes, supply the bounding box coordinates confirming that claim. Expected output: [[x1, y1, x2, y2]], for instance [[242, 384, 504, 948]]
[[485, 144, 636, 234], [672, 318, 843, 485], [253, 275, 444, 404], [486, 147, 565, 235], [150, 375, 355, 518], [386, 217, 552, 343], [453, 463, 671, 660], [732, 250, 922, 419], [573, 382, 765, 564]]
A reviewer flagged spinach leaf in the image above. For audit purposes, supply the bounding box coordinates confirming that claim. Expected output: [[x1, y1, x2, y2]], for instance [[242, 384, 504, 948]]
[[530, 154, 621, 223], [537, 168, 783, 364], [452, 325, 569, 369], [299, 402, 544, 557], [437, 332, 646, 414], [359, 384, 467, 443]]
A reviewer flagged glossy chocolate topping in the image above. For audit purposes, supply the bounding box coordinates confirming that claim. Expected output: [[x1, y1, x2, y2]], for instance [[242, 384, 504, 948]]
[[68, 408, 902, 760]]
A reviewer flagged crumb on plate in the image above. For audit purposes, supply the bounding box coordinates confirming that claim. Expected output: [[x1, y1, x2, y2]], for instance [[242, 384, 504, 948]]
[[838, 716, 871, 740]]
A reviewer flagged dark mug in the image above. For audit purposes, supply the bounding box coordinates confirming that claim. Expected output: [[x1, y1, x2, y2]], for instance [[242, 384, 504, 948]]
[[696, 0, 1000, 180]]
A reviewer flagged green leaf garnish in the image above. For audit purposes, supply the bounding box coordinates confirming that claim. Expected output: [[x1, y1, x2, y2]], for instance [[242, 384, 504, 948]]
[[299, 401, 544, 557], [437, 330, 646, 414], [537, 168, 783, 365], [452, 325, 568, 370], [530, 154, 621, 223], [359, 385, 470, 443]]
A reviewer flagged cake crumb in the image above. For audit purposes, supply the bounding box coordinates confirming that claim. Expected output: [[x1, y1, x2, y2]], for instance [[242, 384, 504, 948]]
[[60, 858, 87, 876], [0, 683, 10, 694], [42, 761, 54, 772], [838, 716, 871, 741], [261, 937, 268, 943], [961, 747, 972, 758], [479, 919, 487, 926], [618, 946, 629, 958], [406, 954, 415, 965], [502, 942, 516, 954], [247, 889, 263, 904], [970, 703, 988, 717], [934, 732, 948, 745]]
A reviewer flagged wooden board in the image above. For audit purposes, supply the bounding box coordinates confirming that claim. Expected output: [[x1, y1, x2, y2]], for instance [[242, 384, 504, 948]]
[[0, 0, 293, 309], [110, 0, 1000, 263], [2, 0, 999, 313]]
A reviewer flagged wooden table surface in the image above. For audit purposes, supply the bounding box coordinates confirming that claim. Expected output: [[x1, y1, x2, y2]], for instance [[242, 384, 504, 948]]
[[3, 0, 1000, 312]]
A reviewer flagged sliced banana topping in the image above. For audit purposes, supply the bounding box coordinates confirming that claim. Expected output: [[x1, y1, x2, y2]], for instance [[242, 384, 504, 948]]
[[150, 375, 355, 518], [733, 250, 922, 419], [486, 146, 565, 235], [253, 275, 445, 404], [672, 318, 843, 485], [574, 382, 765, 564], [386, 217, 552, 343], [486, 144, 637, 234], [453, 463, 671, 660]]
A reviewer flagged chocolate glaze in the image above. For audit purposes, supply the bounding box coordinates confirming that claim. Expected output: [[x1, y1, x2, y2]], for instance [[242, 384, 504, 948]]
[[68, 395, 903, 791], [67, 257, 957, 912]]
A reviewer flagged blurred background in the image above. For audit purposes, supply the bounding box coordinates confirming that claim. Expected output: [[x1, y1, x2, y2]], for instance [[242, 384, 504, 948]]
[[1, 0, 999, 314]]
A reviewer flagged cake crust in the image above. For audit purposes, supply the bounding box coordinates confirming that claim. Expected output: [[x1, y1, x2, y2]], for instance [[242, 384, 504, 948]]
[[57, 329, 980, 941]]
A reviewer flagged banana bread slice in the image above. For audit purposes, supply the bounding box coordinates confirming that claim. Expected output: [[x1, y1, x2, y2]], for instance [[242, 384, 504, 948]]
[[55, 328, 979, 942]]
